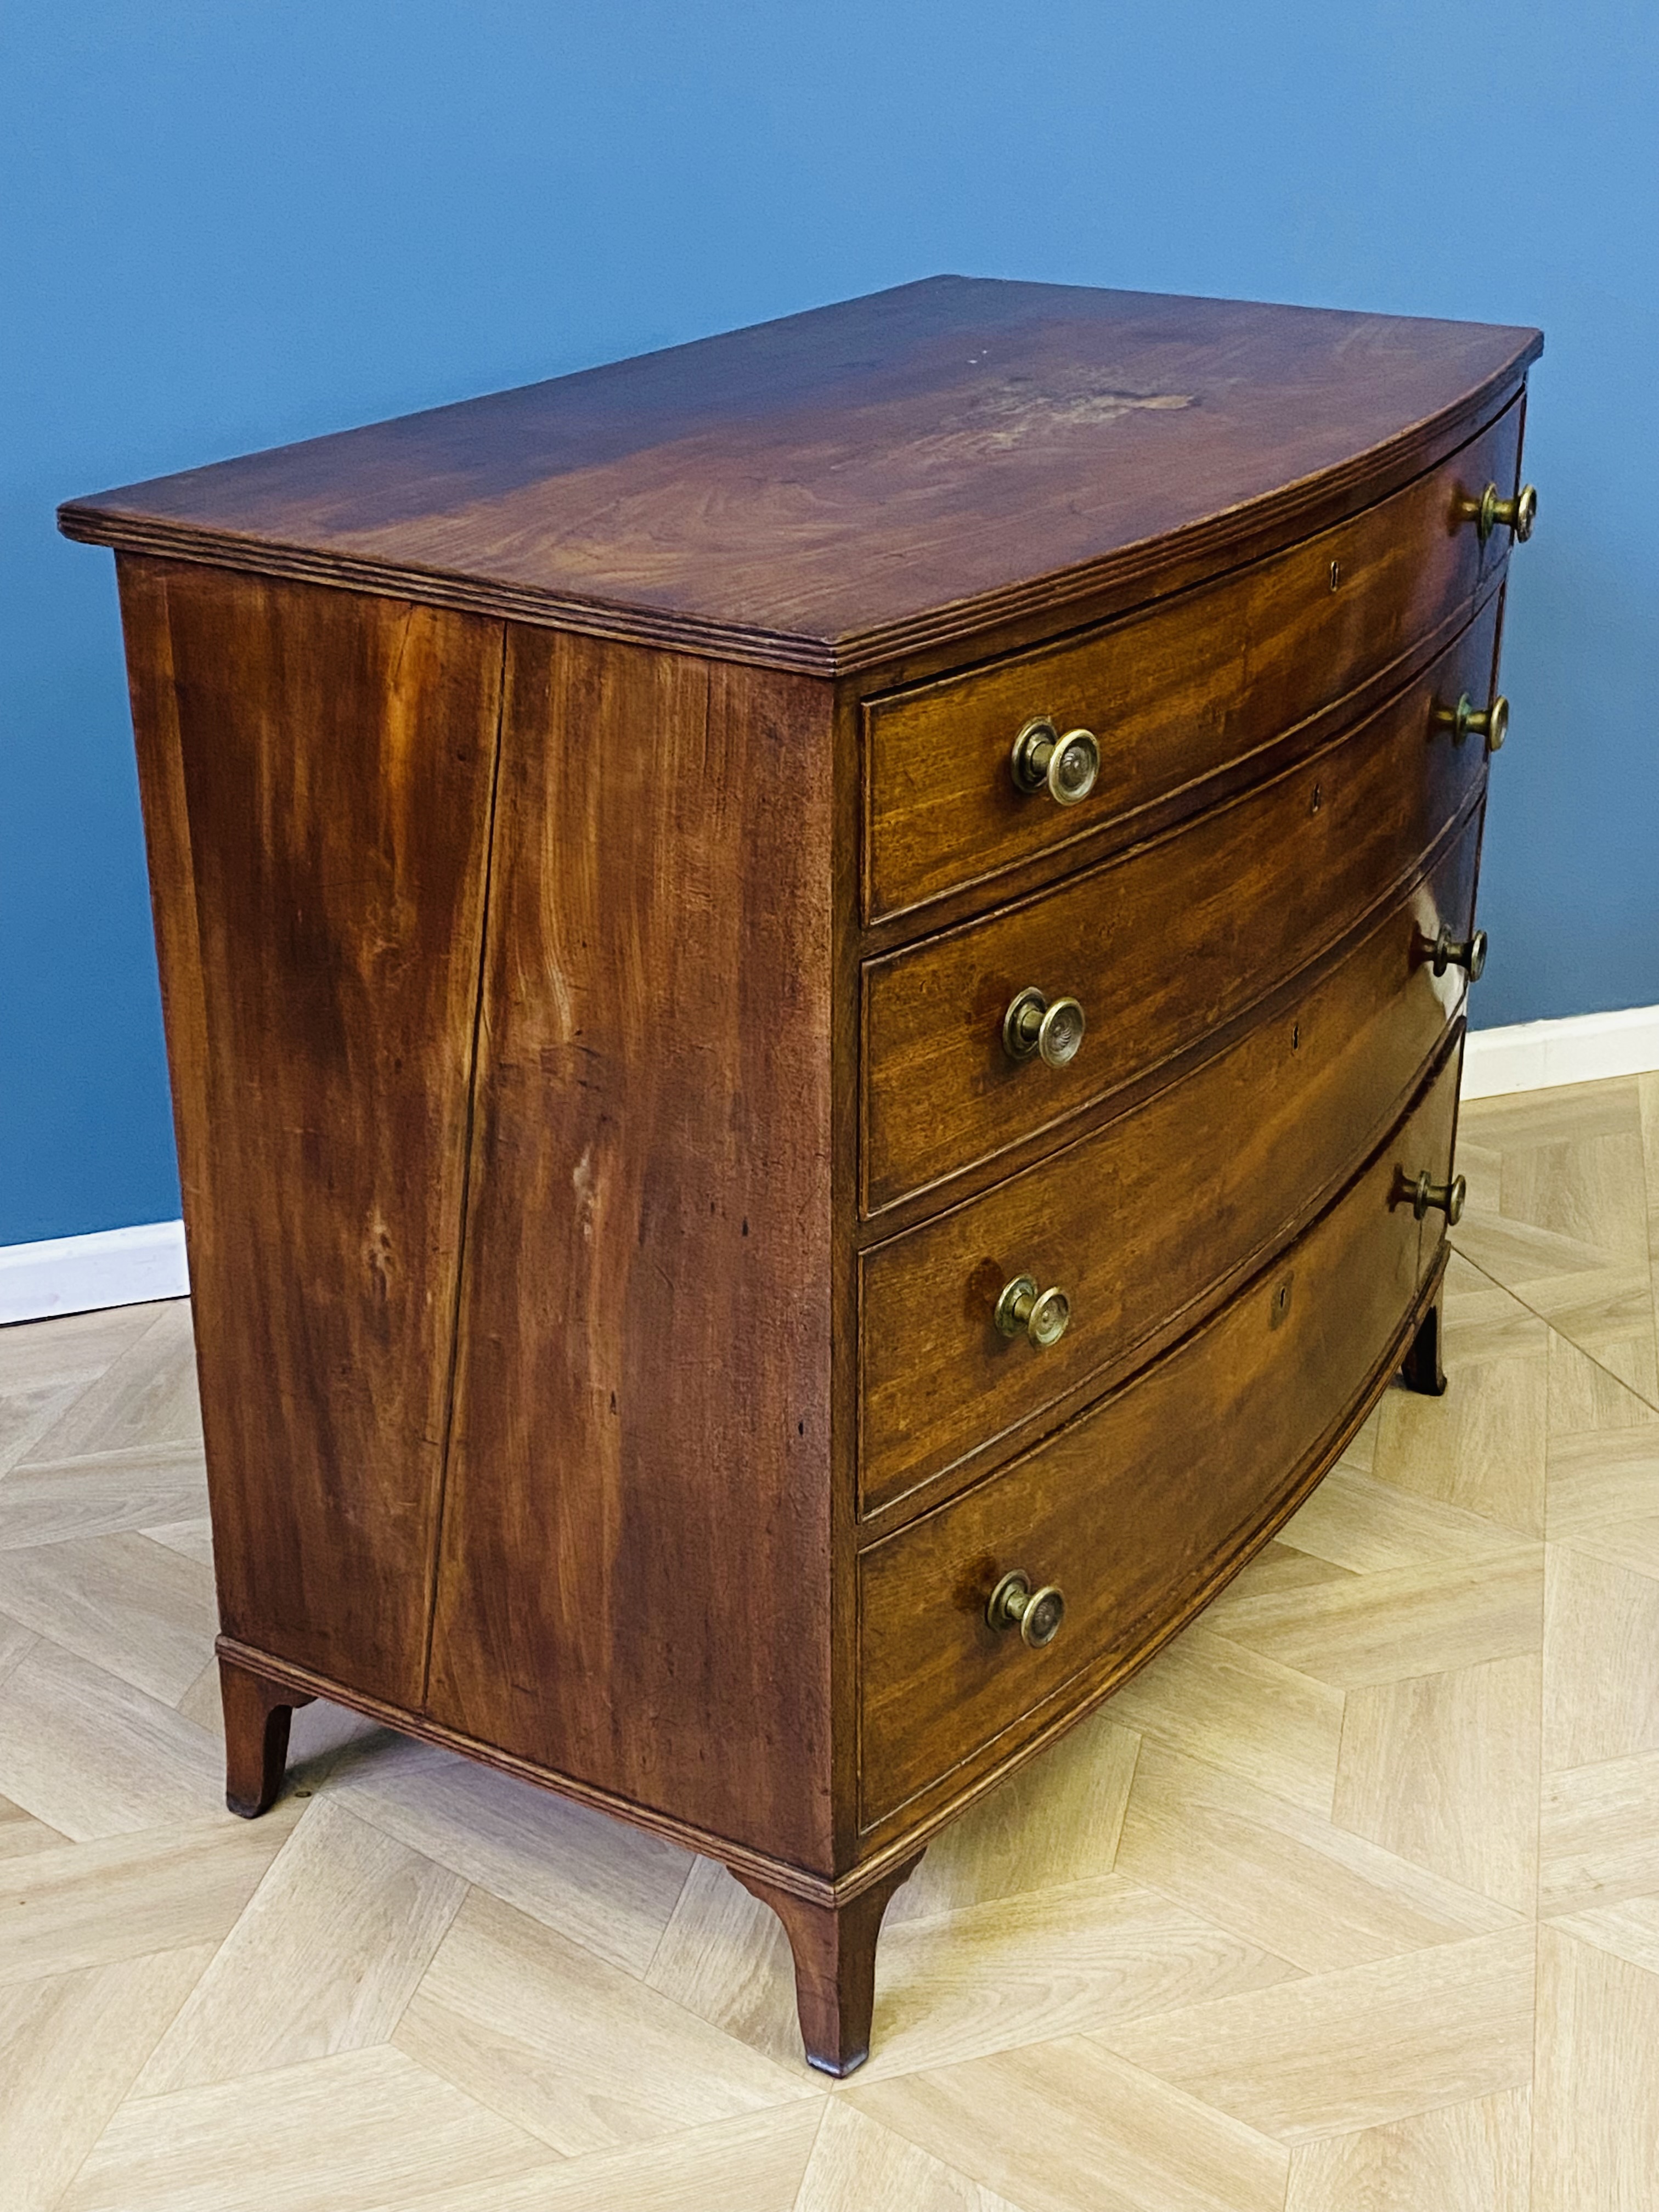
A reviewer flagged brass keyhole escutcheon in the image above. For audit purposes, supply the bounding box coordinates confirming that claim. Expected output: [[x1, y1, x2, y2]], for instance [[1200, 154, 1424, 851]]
[[1010, 717, 1101, 805], [987, 1570, 1066, 1647], [995, 1274, 1072, 1349], [1434, 691, 1509, 753], [1464, 480, 1538, 544], [1002, 987, 1086, 1068]]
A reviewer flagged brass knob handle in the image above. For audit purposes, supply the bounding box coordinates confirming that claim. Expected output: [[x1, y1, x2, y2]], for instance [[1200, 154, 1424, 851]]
[[995, 1275, 1072, 1348], [1462, 481, 1537, 544], [1002, 988, 1086, 1067], [1011, 717, 1101, 805], [987, 1570, 1066, 1647], [1433, 925, 1487, 980], [1434, 691, 1509, 753], [1413, 1171, 1466, 1225]]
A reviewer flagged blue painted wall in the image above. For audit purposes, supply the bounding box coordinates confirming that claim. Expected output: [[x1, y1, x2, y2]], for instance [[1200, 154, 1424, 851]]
[[4, 1, 1655, 1243]]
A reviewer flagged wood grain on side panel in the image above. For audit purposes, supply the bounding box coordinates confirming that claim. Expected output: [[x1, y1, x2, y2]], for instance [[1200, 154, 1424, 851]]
[[117, 560, 505, 1708], [425, 633, 839, 1871]]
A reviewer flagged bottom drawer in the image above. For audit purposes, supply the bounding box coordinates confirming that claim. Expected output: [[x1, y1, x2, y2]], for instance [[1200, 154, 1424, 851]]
[[858, 1034, 1463, 1832]]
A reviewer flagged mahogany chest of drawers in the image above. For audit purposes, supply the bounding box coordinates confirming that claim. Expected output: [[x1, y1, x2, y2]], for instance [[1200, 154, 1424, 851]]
[[61, 276, 1542, 2074]]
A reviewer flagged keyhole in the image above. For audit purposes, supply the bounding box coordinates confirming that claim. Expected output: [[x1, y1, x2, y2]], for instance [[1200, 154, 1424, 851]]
[[1329, 560, 1342, 591], [1291, 1020, 1301, 1052], [1270, 1274, 1294, 1329], [1309, 782, 1323, 816]]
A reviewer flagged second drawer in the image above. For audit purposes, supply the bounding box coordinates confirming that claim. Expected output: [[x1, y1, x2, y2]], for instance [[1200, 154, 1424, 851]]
[[859, 802, 1482, 1517]]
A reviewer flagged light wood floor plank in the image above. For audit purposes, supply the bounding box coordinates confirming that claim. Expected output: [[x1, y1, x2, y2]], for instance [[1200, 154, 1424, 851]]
[[61, 2044, 554, 2212], [1274, 1463, 1536, 1575], [796, 2100, 1024, 2211], [1094, 1624, 1345, 1814], [1531, 1924, 1659, 2212], [0, 1610, 36, 1695], [1285, 2087, 1531, 2212], [1459, 1077, 1643, 1153], [355, 2104, 826, 2212], [1547, 1423, 1659, 1537], [648, 1853, 1299, 2081], [1501, 1127, 1651, 1266], [1212, 1552, 1544, 1689], [1547, 1324, 1659, 1435], [139, 1515, 215, 1565], [0, 1788, 67, 1861], [21, 1301, 202, 1464], [865, 1872, 1302, 2080], [1542, 1544, 1659, 1770], [1333, 1651, 1542, 1912], [0, 1379, 100, 1479], [0, 1302, 163, 1396], [1538, 1748, 1659, 1915], [1094, 1925, 1536, 2142], [1370, 1343, 1549, 1537], [1639, 1073, 1659, 1277], [0, 1944, 214, 2212], [847, 2035, 1290, 2212], [1117, 1740, 1517, 1972], [330, 1733, 692, 1976], [0, 1449, 210, 1553], [0, 1639, 223, 1838], [393, 1887, 815, 2158], [0, 1814, 295, 1984], [1550, 1892, 1659, 1978], [134, 1796, 466, 2093], [0, 1530, 216, 1705], [1553, 1511, 1659, 1581], [887, 1708, 1141, 1923]]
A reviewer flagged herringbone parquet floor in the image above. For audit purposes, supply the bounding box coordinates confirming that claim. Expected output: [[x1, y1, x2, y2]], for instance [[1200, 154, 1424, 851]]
[[3, 1071, 1658, 2210]]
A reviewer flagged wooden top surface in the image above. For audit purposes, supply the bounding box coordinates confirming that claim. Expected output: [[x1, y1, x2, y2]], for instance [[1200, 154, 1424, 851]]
[[60, 276, 1541, 675]]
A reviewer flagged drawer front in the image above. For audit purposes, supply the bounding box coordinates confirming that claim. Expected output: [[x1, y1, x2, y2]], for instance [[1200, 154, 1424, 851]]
[[862, 592, 1498, 1213], [864, 394, 1520, 923], [860, 803, 1482, 1518], [859, 1040, 1463, 1831]]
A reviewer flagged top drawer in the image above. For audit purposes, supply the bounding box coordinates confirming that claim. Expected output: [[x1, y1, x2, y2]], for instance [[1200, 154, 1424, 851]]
[[863, 396, 1522, 924]]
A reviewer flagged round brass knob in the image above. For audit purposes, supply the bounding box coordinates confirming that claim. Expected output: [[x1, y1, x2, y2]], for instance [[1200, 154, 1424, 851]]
[[987, 1570, 1066, 1647], [1433, 926, 1487, 980], [1469, 481, 1537, 544], [1435, 692, 1510, 753], [1413, 1171, 1466, 1225], [1002, 988, 1086, 1068], [1011, 717, 1101, 805], [995, 1275, 1072, 1348]]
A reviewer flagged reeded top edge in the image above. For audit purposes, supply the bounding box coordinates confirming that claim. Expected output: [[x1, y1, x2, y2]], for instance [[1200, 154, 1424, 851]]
[[59, 276, 1543, 676]]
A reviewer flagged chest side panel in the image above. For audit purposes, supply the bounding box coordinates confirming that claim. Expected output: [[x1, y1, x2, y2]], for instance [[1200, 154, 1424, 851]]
[[119, 558, 505, 1707], [425, 631, 838, 1870]]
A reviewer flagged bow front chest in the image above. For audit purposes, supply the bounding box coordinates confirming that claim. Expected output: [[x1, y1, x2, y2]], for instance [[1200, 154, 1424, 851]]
[[61, 276, 1542, 2074]]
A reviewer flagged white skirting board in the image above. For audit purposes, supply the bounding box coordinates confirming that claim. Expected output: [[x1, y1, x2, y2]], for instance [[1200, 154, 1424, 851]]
[[0, 1220, 190, 1327], [1462, 1002, 1659, 1100], [1, 1005, 1656, 1325]]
